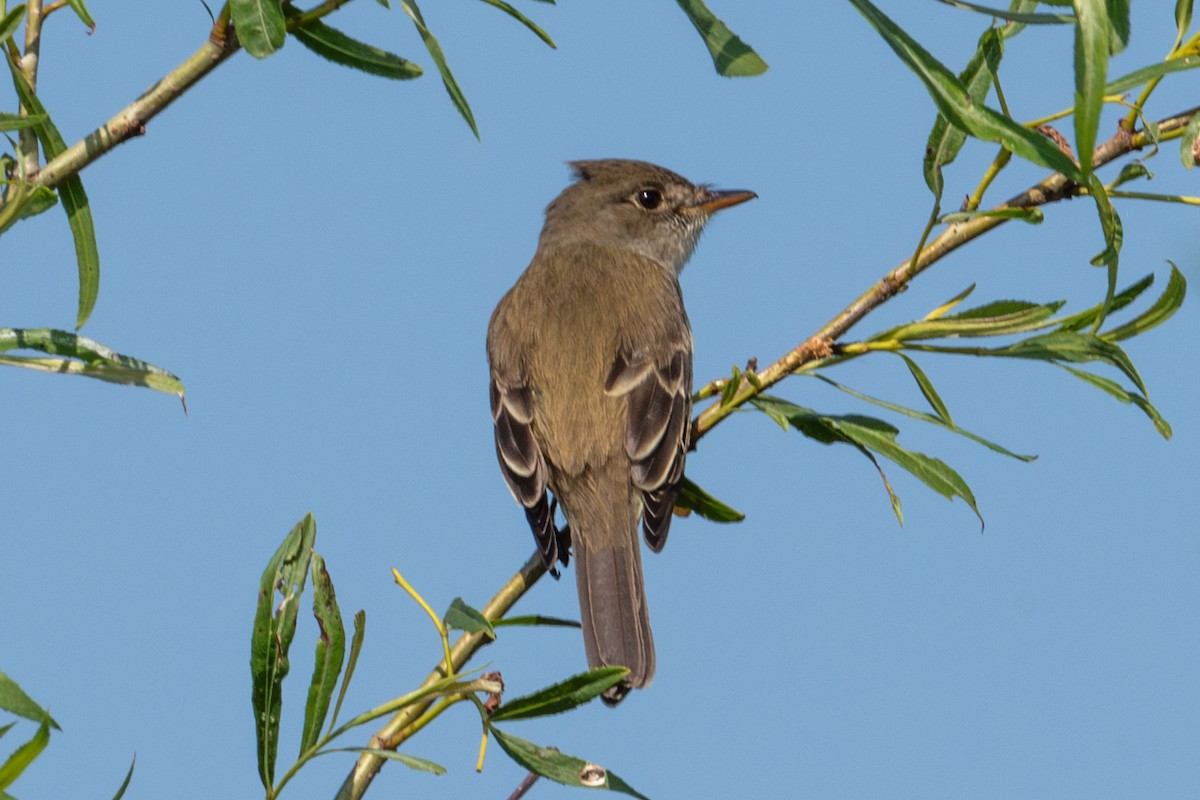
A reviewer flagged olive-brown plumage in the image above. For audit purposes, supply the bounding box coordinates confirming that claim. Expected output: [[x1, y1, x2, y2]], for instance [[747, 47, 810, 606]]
[[487, 160, 754, 703]]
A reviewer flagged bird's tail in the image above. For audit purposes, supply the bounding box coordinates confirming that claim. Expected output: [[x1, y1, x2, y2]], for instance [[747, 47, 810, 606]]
[[573, 509, 655, 706]]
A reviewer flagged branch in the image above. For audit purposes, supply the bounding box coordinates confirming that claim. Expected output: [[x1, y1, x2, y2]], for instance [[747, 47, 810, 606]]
[[334, 552, 547, 800], [31, 5, 351, 191], [692, 105, 1200, 443]]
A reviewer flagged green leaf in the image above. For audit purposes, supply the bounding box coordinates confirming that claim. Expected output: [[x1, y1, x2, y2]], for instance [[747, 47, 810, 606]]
[[848, 0, 1084, 181], [1085, 174, 1122, 331], [0, 5, 25, 43], [0, 328, 184, 396], [897, 354, 952, 424], [401, 0, 479, 139], [1056, 272, 1152, 331], [318, 747, 447, 774], [251, 514, 316, 790], [1105, 0, 1130, 53], [999, 330, 1146, 394], [230, 0, 286, 58], [1104, 54, 1200, 94], [290, 16, 423, 79], [489, 728, 650, 799], [110, 753, 135, 800], [1180, 111, 1200, 169], [1103, 264, 1186, 341], [1056, 364, 1171, 438], [873, 299, 1064, 341], [1176, 0, 1194, 52], [0, 184, 58, 234], [327, 609, 365, 734], [674, 0, 768, 77], [924, 27, 1004, 200], [810, 374, 1037, 462], [751, 395, 983, 526], [1003, 0, 1060, 38], [940, 206, 1044, 224], [1111, 161, 1151, 187], [300, 553, 346, 755], [1073, 0, 1109, 175], [493, 614, 581, 629], [932, 0, 1074, 24], [0, 673, 58, 729], [476, 0, 555, 48], [8, 67, 100, 328], [65, 0, 94, 31], [490, 667, 628, 721], [675, 476, 746, 522], [0, 716, 49, 791], [443, 597, 495, 639]]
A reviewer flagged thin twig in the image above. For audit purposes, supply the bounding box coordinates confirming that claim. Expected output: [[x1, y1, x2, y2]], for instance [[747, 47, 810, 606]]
[[334, 552, 547, 800], [691, 106, 1199, 443], [505, 771, 542, 800]]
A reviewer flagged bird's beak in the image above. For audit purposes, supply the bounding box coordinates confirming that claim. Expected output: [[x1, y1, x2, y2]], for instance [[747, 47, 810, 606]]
[[686, 188, 758, 215]]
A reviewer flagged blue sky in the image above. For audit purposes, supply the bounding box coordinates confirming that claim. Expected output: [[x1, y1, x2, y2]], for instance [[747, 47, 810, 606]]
[[2, 2, 1197, 799]]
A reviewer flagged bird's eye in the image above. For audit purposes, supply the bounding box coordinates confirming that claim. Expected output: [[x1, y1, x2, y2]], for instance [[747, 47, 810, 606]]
[[634, 188, 663, 210]]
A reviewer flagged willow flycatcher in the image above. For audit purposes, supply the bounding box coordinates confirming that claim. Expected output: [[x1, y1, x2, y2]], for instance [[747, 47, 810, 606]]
[[487, 159, 755, 703]]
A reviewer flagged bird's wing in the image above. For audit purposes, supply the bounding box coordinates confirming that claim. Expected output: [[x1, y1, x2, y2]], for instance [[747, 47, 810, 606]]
[[604, 342, 693, 552], [489, 372, 560, 567]]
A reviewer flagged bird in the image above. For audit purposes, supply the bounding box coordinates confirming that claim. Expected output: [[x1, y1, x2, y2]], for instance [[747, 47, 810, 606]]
[[487, 159, 755, 704]]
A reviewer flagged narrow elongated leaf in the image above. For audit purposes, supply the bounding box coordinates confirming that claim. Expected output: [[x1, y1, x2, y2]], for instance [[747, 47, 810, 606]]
[[1072, 0, 1110, 174], [924, 28, 1003, 199], [490, 728, 650, 799], [751, 395, 983, 525], [1086, 174, 1122, 330], [443, 597, 495, 639], [675, 476, 745, 522], [0, 673, 58, 729], [1003, 0, 1057, 38], [290, 17, 422, 79], [1105, 0, 1130, 53], [933, 0, 1073, 24], [898, 354, 952, 424], [231, 0, 286, 58], [0, 5, 25, 42], [8, 68, 99, 328], [674, 0, 767, 77], [491, 667, 628, 721], [318, 748, 447, 774], [251, 514, 316, 790], [300, 554, 345, 755], [110, 754, 135, 800], [0, 328, 184, 396], [65, 0, 94, 30], [493, 614, 581, 628], [809, 374, 1037, 462], [1177, 0, 1195, 52], [1057, 364, 1171, 437], [327, 609, 365, 734], [1103, 264, 1186, 341], [401, 0, 479, 139], [873, 299, 1064, 341], [0, 717, 49, 790], [999, 330, 1146, 394], [1104, 55, 1200, 94], [924, 284, 976, 320], [476, 0, 555, 48], [1056, 272, 1152, 330], [848, 0, 1084, 181]]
